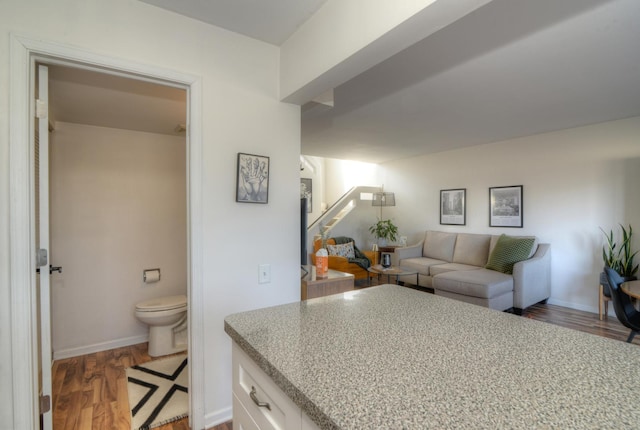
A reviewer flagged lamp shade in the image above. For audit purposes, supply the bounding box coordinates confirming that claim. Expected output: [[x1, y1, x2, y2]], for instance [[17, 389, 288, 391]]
[[372, 192, 395, 207]]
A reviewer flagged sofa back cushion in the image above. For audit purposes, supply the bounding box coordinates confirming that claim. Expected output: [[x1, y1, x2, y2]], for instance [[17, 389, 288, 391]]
[[423, 231, 457, 262], [452, 233, 491, 266]]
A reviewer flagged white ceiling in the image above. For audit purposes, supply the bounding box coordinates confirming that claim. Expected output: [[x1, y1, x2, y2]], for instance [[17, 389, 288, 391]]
[[49, 0, 640, 164], [48, 66, 186, 136], [139, 0, 329, 46], [302, 0, 640, 163]]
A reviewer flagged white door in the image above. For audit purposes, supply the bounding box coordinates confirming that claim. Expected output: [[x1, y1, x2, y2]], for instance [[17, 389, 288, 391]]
[[36, 63, 53, 430]]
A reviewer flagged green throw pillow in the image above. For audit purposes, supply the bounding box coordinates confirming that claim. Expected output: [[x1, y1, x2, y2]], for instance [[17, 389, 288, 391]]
[[485, 235, 535, 274]]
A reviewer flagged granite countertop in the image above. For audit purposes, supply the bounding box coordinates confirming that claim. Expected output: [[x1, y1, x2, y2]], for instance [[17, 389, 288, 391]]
[[224, 285, 640, 429]]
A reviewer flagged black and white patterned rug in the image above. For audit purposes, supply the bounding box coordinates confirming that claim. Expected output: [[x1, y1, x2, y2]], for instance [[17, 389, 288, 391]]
[[126, 354, 188, 430]]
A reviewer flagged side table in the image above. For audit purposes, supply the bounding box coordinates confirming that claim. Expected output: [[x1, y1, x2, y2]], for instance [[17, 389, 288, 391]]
[[301, 266, 355, 300], [378, 245, 400, 267], [367, 264, 418, 286]]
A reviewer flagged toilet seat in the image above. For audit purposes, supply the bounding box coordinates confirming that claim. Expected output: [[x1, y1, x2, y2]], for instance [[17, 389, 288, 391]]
[[136, 294, 187, 312]]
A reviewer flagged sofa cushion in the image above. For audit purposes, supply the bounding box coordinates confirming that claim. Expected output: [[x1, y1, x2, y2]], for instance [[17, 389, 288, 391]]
[[327, 241, 355, 259], [452, 233, 491, 266], [430, 263, 481, 276], [490, 234, 538, 259], [399, 257, 447, 276], [423, 231, 457, 262], [485, 235, 535, 274], [433, 269, 513, 299]]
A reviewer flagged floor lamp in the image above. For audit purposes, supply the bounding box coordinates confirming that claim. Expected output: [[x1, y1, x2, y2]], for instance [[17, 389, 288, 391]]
[[372, 188, 396, 220]]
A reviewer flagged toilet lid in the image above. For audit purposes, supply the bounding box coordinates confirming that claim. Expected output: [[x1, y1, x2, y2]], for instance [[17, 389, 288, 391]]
[[136, 294, 187, 311]]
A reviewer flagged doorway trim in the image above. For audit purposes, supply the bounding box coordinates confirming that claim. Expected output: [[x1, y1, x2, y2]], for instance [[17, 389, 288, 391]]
[[9, 34, 205, 430]]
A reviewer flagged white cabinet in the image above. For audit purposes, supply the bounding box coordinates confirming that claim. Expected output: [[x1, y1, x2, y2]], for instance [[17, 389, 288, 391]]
[[233, 393, 260, 430], [232, 343, 321, 430]]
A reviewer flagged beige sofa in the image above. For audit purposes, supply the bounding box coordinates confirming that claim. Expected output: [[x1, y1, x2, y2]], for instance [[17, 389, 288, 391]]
[[395, 231, 551, 314]]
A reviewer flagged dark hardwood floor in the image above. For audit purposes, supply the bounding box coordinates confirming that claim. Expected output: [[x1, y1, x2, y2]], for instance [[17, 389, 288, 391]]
[[523, 301, 638, 344], [51, 284, 637, 430]]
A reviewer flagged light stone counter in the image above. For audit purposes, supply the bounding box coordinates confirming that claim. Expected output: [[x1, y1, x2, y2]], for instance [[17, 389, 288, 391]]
[[224, 285, 640, 429]]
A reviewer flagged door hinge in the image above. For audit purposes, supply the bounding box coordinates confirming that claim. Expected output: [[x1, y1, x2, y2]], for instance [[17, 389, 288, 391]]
[[39, 394, 51, 414], [36, 249, 48, 268], [35, 99, 48, 119]]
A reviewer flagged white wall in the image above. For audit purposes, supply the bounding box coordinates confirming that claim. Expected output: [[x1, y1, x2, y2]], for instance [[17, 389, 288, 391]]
[[49, 122, 187, 358], [322, 158, 382, 248], [301, 155, 380, 221], [381, 116, 640, 313], [1, 0, 300, 427], [324, 157, 379, 204]]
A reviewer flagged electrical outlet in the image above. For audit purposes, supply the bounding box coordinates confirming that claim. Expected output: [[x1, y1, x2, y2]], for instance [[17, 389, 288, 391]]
[[259, 264, 271, 284]]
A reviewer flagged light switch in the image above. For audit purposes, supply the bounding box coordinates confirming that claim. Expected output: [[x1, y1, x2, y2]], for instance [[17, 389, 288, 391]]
[[259, 264, 271, 284]]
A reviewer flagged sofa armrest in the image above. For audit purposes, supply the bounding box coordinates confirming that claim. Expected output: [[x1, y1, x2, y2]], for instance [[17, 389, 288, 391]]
[[512, 243, 551, 310], [395, 241, 424, 262]]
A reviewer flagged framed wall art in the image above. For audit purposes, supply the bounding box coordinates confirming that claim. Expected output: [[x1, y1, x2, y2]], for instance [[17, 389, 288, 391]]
[[440, 188, 466, 225], [489, 185, 523, 227], [300, 178, 312, 213], [236, 153, 269, 203]]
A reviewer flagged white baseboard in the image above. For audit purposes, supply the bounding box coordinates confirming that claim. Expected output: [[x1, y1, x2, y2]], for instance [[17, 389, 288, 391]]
[[53, 334, 149, 360], [546, 297, 603, 315], [205, 406, 232, 429]]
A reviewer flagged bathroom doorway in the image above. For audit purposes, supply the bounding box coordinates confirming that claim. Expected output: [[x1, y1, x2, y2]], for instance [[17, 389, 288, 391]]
[[44, 63, 189, 428], [10, 36, 205, 430], [45, 64, 190, 428], [47, 64, 188, 360]]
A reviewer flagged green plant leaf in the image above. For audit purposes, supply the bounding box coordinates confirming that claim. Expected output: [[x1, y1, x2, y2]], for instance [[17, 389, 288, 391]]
[[370, 219, 399, 242], [602, 224, 638, 277]]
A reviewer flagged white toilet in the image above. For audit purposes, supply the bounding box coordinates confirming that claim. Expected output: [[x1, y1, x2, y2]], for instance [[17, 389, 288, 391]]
[[135, 294, 188, 357]]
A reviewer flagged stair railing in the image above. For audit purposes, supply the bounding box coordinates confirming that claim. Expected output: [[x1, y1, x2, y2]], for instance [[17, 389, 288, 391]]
[[306, 186, 380, 257]]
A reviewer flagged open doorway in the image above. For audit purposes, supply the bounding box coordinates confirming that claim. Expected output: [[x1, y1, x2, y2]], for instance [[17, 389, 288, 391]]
[[9, 34, 205, 430], [45, 64, 189, 428]]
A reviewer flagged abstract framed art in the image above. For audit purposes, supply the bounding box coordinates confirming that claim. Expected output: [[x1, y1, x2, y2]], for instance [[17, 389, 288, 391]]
[[236, 153, 269, 203], [489, 185, 523, 227]]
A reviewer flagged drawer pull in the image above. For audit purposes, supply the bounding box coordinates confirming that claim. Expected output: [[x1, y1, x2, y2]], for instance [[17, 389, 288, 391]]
[[250, 386, 271, 411]]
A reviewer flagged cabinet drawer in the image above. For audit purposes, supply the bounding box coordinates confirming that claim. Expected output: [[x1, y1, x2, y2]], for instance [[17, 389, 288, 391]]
[[232, 343, 302, 430], [233, 393, 260, 430]]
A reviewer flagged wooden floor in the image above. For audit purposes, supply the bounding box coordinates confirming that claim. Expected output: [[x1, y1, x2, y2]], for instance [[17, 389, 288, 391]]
[[51, 343, 198, 430], [52, 289, 636, 430]]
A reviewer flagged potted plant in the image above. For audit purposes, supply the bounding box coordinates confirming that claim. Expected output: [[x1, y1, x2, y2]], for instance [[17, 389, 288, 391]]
[[618, 224, 639, 277], [600, 224, 639, 294], [369, 219, 399, 247]]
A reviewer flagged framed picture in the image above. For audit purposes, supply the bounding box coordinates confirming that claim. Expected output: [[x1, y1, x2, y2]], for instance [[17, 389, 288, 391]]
[[489, 185, 523, 227], [300, 178, 312, 213], [236, 153, 269, 203], [440, 188, 466, 225]]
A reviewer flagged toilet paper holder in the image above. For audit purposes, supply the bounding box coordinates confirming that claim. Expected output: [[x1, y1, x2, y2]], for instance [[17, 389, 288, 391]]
[[143, 268, 161, 283]]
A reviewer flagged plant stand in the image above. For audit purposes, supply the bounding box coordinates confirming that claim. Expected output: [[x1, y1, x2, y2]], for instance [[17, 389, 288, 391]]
[[599, 282, 611, 321]]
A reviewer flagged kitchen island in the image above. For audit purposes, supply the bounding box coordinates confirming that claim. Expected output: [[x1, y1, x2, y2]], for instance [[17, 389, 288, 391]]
[[225, 285, 640, 429]]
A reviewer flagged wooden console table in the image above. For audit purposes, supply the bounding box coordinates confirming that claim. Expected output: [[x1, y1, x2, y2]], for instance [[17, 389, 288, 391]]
[[301, 266, 355, 300]]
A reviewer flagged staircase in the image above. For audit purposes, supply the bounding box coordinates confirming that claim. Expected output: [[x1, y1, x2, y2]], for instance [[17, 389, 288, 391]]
[[307, 186, 379, 255]]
